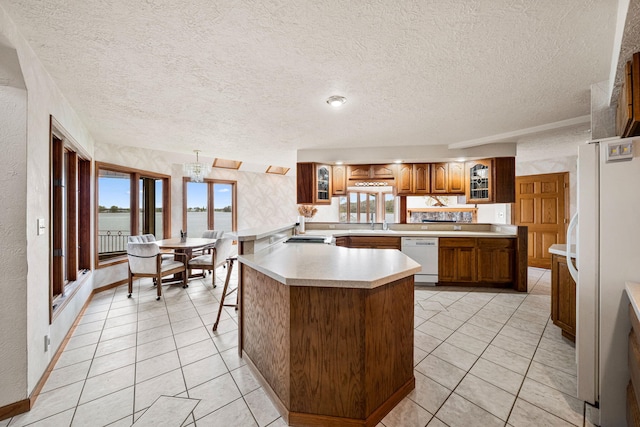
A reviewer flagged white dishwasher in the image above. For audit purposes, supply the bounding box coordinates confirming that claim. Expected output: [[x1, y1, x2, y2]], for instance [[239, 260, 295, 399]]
[[401, 237, 438, 284]]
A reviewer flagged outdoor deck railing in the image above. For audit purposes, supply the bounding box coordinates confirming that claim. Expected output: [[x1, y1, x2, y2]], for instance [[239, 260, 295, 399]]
[[98, 230, 130, 255]]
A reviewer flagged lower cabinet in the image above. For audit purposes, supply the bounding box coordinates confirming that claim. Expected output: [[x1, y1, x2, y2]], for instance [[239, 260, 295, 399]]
[[439, 237, 515, 286], [439, 238, 476, 283], [477, 238, 515, 283], [338, 236, 401, 250], [550, 253, 576, 341]]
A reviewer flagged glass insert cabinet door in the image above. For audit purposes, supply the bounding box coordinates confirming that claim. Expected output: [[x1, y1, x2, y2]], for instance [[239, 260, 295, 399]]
[[316, 165, 330, 203], [468, 161, 491, 202]]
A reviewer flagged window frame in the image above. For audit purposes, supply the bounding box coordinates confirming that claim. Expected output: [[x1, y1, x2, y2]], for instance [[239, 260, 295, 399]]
[[182, 177, 237, 234], [95, 162, 171, 268], [50, 116, 92, 323], [339, 190, 396, 223]]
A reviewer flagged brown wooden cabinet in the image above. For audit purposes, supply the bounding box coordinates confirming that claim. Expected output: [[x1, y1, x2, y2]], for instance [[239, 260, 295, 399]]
[[551, 253, 576, 341], [448, 162, 465, 194], [465, 157, 515, 204], [413, 164, 430, 194], [332, 165, 347, 196], [430, 162, 465, 194], [397, 164, 413, 195], [617, 53, 640, 137], [397, 163, 430, 196], [296, 162, 332, 205], [347, 165, 371, 180], [439, 238, 477, 283], [477, 238, 515, 283], [371, 164, 396, 179], [439, 237, 517, 286], [431, 163, 448, 194], [340, 236, 401, 250]]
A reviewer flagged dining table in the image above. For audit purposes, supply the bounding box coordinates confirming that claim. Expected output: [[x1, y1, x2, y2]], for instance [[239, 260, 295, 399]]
[[155, 237, 217, 283]]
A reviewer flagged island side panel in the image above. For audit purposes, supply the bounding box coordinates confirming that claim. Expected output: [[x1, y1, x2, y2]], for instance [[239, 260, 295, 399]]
[[242, 266, 291, 408], [364, 276, 415, 416], [289, 286, 367, 419]]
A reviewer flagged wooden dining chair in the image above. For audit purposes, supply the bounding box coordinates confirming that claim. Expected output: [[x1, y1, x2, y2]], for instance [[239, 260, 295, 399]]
[[127, 242, 187, 300], [188, 235, 234, 288]]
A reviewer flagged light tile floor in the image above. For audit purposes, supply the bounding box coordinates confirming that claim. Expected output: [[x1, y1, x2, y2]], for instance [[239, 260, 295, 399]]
[[5, 267, 600, 427]]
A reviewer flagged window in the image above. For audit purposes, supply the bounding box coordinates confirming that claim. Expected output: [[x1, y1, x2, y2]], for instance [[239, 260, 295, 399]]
[[96, 163, 170, 265], [183, 178, 237, 236], [50, 117, 91, 321], [338, 191, 396, 223]]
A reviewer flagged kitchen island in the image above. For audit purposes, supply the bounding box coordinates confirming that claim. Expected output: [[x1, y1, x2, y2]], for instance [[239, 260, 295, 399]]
[[237, 242, 421, 427]]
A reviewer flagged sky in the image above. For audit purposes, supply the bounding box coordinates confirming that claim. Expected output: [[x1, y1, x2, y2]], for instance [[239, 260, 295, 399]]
[[98, 177, 232, 209]]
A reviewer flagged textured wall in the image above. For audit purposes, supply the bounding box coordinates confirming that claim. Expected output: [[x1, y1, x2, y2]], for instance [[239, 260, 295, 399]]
[[0, 4, 97, 398], [0, 83, 28, 407]]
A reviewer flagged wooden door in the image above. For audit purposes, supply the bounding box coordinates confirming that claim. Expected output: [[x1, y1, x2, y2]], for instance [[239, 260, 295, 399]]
[[371, 164, 395, 179], [413, 164, 430, 194], [448, 162, 465, 194], [397, 164, 413, 195], [513, 172, 569, 269], [347, 165, 371, 179], [431, 163, 448, 193], [332, 165, 346, 195]]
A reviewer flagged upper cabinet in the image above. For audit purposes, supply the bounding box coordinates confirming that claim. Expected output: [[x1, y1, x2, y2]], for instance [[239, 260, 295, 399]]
[[347, 165, 371, 180], [296, 163, 332, 205], [371, 164, 396, 179], [430, 162, 465, 194], [397, 164, 413, 194], [397, 164, 430, 195], [332, 165, 347, 196], [465, 157, 515, 204], [617, 53, 640, 137]]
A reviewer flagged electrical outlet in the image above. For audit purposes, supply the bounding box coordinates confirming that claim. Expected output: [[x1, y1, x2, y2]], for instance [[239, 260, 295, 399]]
[[453, 225, 462, 231], [329, 224, 336, 229], [421, 225, 428, 230], [44, 335, 50, 352]]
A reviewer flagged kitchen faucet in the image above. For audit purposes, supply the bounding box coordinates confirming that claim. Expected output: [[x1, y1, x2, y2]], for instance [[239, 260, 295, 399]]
[[371, 219, 375, 230]]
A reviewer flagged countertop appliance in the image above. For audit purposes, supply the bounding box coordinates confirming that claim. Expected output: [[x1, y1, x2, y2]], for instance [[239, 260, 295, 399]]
[[401, 237, 438, 284], [567, 137, 640, 426]]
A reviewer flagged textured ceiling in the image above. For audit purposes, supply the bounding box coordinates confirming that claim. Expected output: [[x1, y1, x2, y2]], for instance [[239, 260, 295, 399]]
[[0, 0, 618, 167]]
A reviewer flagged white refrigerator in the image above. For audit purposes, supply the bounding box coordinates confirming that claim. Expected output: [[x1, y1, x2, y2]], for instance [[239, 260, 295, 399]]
[[567, 137, 640, 426]]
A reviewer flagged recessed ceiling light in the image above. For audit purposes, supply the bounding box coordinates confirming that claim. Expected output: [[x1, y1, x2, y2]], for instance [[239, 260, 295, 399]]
[[326, 95, 346, 107]]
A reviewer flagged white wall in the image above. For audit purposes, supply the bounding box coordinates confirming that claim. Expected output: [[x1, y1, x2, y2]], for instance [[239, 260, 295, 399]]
[[0, 5, 97, 400], [0, 74, 28, 407]]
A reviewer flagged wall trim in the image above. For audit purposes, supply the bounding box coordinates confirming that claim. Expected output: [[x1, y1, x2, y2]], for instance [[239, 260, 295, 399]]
[[94, 279, 127, 293]]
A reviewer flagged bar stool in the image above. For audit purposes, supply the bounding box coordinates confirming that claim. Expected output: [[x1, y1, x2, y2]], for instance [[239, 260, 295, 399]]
[[213, 256, 238, 331]]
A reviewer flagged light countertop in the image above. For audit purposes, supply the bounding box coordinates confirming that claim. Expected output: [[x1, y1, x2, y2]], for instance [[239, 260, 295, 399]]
[[626, 282, 640, 323], [228, 224, 294, 242], [238, 243, 421, 289], [548, 244, 576, 257], [307, 229, 516, 238]]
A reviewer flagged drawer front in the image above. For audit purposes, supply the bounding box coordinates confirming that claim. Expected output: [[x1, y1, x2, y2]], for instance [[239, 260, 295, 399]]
[[439, 237, 476, 248], [477, 238, 515, 249]]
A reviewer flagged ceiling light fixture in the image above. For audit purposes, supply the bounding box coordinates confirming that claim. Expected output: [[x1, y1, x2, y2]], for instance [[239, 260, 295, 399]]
[[394, 160, 403, 164], [335, 161, 344, 165], [183, 150, 211, 183], [326, 95, 347, 107]]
